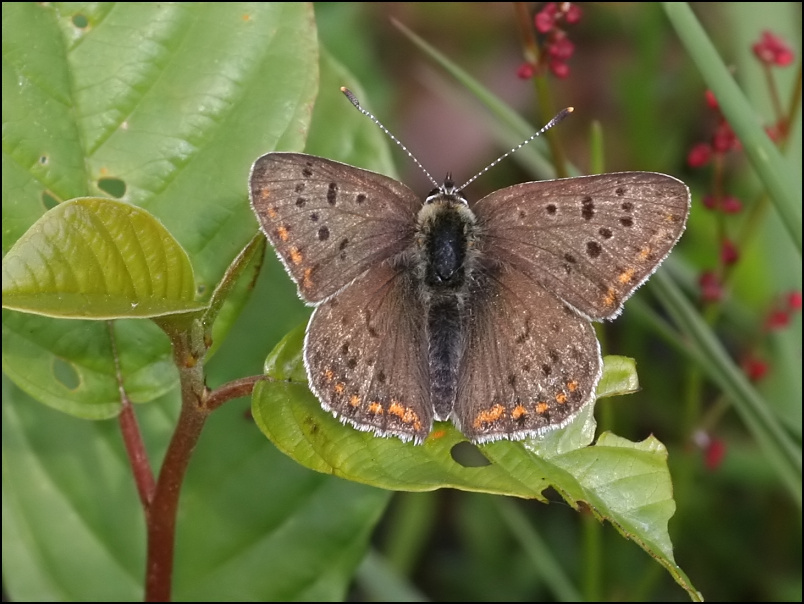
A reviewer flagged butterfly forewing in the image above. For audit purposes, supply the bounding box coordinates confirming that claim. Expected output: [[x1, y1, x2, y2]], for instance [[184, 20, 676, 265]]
[[456, 264, 601, 442], [249, 153, 421, 303], [473, 172, 690, 320], [304, 262, 432, 443]]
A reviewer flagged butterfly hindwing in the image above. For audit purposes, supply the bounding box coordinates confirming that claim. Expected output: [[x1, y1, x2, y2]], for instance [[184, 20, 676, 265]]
[[304, 262, 433, 443], [455, 263, 601, 442]]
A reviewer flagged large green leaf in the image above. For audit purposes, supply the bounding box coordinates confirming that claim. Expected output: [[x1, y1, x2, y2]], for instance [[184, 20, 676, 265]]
[[2, 2, 318, 415]]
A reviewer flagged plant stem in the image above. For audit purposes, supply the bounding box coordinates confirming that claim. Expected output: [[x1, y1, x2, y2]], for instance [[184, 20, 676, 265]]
[[119, 399, 156, 508], [109, 321, 156, 507], [206, 375, 264, 411], [140, 232, 269, 600], [145, 388, 209, 601], [145, 314, 210, 601]]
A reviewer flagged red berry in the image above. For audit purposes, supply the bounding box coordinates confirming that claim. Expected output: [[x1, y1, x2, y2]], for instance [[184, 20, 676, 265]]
[[564, 3, 583, 24], [705, 438, 726, 471], [517, 62, 536, 79], [765, 309, 790, 330], [721, 239, 739, 265], [753, 31, 795, 67], [699, 271, 723, 303], [720, 196, 743, 214], [687, 143, 712, 168], [744, 357, 770, 381]]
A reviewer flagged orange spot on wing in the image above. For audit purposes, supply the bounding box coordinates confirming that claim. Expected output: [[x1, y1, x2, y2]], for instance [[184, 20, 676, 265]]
[[289, 246, 303, 265], [334, 382, 345, 395], [472, 403, 506, 429], [556, 392, 568, 404], [302, 267, 314, 290], [511, 404, 528, 420], [567, 380, 579, 392], [388, 400, 422, 430], [388, 401, 404, 417], [535, 401, 549, 414], [349, 394, 361, 408], [618, 267, 636, 284], [276, 225, 290, 242]]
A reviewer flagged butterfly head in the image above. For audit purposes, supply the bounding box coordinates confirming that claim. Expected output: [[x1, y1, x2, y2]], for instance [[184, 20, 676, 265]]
[[426, 173, 468, 207]]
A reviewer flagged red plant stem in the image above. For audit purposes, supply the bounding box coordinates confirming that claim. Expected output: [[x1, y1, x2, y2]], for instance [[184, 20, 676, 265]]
[[206, 375, 265, 412], [144, 395, 208, 601], [108, 321, 156, 507], [781, 63, 802, 143], [144, 316, 210, 601], [118, 400, 156, 508], [142, 373, 263, 599]]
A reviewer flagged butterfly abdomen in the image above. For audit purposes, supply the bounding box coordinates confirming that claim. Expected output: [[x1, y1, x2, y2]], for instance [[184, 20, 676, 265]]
[[428, 298, 463, 420], [416, 196, 479, 421]]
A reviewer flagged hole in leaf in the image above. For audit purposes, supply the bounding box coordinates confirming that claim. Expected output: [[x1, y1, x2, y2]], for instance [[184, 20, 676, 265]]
[[98, 177, 126, 198], [196, 283, 207, 296], [53, 357, 81, 390], [450, 441, 491, 467], [39, 155, 48, 165], [72, 14, 88, 28], [41, 190, 60, 210]]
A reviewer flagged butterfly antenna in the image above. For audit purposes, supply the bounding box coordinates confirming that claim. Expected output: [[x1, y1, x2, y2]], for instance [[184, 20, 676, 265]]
[[341, 87, 440, 189], [456, 107, 574, 191]]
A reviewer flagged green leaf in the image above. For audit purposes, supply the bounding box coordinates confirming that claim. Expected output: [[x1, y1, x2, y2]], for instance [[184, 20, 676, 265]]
[[2, 197, 201, 319], [596, 355, 640, 398], [1, 25, 397, 601], [2, 2, 318, 414], [1, 314, 177, 419], [549, 432, 700, 600], [252, 323, 698, 599]]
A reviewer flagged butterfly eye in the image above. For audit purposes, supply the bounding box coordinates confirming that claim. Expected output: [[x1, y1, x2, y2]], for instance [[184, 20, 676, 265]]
[[425, 187, 441, 203]]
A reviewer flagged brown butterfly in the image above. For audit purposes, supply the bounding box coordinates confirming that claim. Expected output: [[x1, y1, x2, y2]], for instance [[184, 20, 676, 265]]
[[249, 92, 689, 444]]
